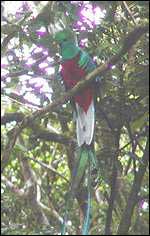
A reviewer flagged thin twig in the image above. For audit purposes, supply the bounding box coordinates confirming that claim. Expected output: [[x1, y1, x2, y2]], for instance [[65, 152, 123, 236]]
[[123, 1, 137, 25], [25, 156, 69, 183]]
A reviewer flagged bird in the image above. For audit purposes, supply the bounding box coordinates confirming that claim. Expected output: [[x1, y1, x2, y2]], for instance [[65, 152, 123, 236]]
[[54, 28, 99, 235]]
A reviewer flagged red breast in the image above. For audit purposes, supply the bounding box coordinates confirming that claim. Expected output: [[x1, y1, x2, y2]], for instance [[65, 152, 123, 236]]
[[61, 55, 93, 113]]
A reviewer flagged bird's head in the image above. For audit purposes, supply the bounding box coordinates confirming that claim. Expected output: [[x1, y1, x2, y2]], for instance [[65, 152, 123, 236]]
[[54, 29, 74, 44], [54, 29, 80, 59]]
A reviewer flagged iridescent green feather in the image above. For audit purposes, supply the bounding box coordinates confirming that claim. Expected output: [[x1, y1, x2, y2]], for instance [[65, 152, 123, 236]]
[[71, 147, 89, 193]]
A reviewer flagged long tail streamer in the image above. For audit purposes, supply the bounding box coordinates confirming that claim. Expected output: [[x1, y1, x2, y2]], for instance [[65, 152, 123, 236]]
[[82, 150, 92, 235], [61, 146, 97, 235]]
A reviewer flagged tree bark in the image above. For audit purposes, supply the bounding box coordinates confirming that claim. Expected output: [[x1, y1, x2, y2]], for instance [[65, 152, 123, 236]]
[[104, 131, 121, 235], [117, 139, 149, 235]]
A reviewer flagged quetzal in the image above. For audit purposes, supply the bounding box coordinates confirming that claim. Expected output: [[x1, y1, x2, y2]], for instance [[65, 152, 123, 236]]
[[54, 29, 99, 235]]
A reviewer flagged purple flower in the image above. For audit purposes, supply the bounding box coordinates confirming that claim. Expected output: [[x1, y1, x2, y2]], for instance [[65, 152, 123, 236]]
[[36, 27, 47, 37], [139, 200, 148, 210], [108, 63, 114, 69], [36, 31, 48, 37]]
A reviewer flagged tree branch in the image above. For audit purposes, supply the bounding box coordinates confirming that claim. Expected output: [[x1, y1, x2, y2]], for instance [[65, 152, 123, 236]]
[[25, 156, 69, 183], [1, 112, 74, 145], [2, 91, 42, 109], [32, 126, 74, 145], [1, 112, 24, 124], [123, 1, 137, 25], [2, 176, 26, 198]]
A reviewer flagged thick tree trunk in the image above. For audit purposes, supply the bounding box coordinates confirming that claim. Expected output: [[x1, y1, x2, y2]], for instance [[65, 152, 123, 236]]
[[105, 161, 118, 235], [104, 131, 120, 235], [117, 139, 149, 235]]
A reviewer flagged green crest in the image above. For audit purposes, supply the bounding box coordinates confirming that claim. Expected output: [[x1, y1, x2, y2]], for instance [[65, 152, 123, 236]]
[[54, 29, 80, 60], [54, 29, 74, 43]]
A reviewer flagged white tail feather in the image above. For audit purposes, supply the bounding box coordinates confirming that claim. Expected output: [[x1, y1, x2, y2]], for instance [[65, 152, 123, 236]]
[[76, 101, 95, 147]]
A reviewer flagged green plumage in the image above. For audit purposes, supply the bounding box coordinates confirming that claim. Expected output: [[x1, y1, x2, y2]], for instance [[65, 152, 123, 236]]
[[61, 146, 98, 235], [81, 150, 92, 235], [55, 29, 99, 235], [71, 147, 89, 192]]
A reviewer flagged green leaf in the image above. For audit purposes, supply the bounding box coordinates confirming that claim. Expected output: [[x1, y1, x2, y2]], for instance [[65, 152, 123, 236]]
[[131, 112, 149, 132]]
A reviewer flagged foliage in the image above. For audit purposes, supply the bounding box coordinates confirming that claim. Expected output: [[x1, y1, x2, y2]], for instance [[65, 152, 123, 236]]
[[1, 1, 149, 235]]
